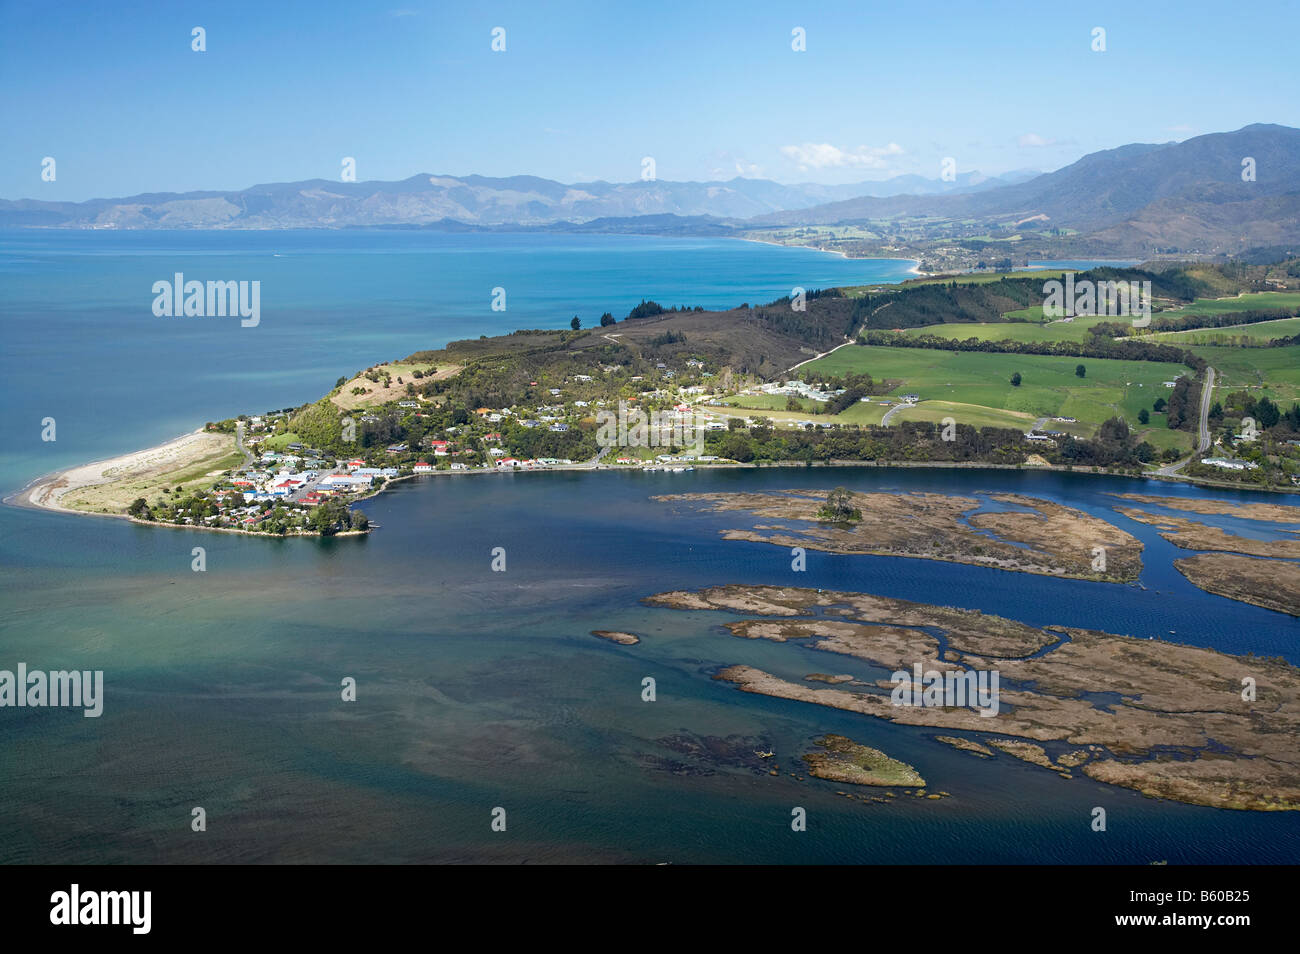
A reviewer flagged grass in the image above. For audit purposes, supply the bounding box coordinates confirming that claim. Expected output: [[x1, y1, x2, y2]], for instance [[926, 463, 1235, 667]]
[[720, 393, 812, 411], [1149, 317, 1300, 345], [1162, 292, 1300, 317], [896, 269, 1076, 288], [833, 401, 890, 426], [903, 313, 1119, 344], [63, 436, 243, 515], [709, 406, 828, 427], [1133, 425, 1193, 454], [890, 401, 1036, 430], [263, 431, 302, 451], [803, 345, 1188, 434], [1190, 344, 1300, 407], [331, 361, 456, 411]]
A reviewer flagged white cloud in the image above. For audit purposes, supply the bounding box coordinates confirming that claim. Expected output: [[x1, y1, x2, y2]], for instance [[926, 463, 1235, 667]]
[[780, 142, 903, 171], [1017, 133, 1057, 148]]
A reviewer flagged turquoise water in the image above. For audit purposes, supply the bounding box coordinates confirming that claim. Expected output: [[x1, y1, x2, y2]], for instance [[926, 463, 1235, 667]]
[[1, 232, 1296, 863], [0, 230, 915, 492]]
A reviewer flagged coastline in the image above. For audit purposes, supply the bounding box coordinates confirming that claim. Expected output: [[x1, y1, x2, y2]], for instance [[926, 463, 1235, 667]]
[[9, 430, 1299, 537], [734, 235, 926, 275], [9, 428, 218, 515]]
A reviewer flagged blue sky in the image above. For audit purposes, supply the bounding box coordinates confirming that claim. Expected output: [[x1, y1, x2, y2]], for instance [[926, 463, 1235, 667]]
[[2, 0, 1296, 200]]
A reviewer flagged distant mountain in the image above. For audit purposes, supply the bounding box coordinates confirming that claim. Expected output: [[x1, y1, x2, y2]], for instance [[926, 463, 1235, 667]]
[[0, 170, 1030, 230], [4, 124, 1294, 258], [748, 124, 1300, 255]]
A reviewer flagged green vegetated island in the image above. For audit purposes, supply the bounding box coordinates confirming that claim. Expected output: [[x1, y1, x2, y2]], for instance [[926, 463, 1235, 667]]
[[605, 584, 1300, 812], [22, 257, 1300, 538]]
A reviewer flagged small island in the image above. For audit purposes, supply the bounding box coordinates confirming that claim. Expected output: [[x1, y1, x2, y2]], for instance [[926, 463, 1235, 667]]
[[591, 630, 641, 645], [801, 734, 925, 787]]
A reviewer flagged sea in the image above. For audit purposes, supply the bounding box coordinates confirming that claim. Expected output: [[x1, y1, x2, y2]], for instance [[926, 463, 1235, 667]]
[[1, 230, 1296, 864]]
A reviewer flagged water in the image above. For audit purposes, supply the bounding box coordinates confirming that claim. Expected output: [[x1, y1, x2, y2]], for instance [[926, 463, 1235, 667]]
[[0, 230, 916, 492], [1, 231, 1295, 863], [1, 466, 1296, 863]]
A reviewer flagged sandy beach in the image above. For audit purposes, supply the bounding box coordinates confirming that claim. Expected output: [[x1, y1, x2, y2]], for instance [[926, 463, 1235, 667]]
[[15, 429, 229, 515]]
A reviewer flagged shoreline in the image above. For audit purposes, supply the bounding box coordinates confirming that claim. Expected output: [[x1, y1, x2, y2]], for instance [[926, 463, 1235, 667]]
[[8, 433, 1298, 537], [8, 428, 217, 515], [734, 235, 926, 275]]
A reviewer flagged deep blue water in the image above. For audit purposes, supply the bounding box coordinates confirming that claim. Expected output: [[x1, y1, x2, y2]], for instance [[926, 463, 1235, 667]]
[[0, 231, 1296, 864]]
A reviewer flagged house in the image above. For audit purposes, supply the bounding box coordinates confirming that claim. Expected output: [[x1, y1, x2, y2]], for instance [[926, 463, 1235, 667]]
[[346, 459, 366, 470], [301, 491, 327, 507], [399, 401, 420, 408], [321, 474, 373, 490], [385, 443, 407, 454], [488, 447, 507, 457], [549, 423, 569, 432], [484, 432, 502, 441], [414, 462, 434, 473], [271, 478, 306, 496], [1202, 457, 1259, 471], [450, 462, 469, 471], [496, 457, 521, 468], [616, 456, 634, 464]]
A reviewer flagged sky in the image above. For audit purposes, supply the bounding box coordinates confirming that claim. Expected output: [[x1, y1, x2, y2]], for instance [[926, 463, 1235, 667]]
[[2, 0, 1297, 201]]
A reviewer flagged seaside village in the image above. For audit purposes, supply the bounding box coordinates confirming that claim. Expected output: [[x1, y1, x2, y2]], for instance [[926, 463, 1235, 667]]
[[178, 357, 881, 534]]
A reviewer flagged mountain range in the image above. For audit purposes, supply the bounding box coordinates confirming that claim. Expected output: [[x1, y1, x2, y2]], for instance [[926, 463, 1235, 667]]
[[0, 168, 1032, 230], [3, 124, 1297, 259]]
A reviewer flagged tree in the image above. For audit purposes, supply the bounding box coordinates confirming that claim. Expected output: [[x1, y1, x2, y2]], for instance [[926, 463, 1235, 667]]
[[818, 486, 862, 522], [570, 316, 581, 330], [599, 312, 615, 327], [1153, 397, 1167, 412], [1075, 364, 1086, 378], [1255, 396, 1281, 429], [1138, 409, 1150, 425], [1010, 372, 1022, 387], [1098, 416, 1131, 444]]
